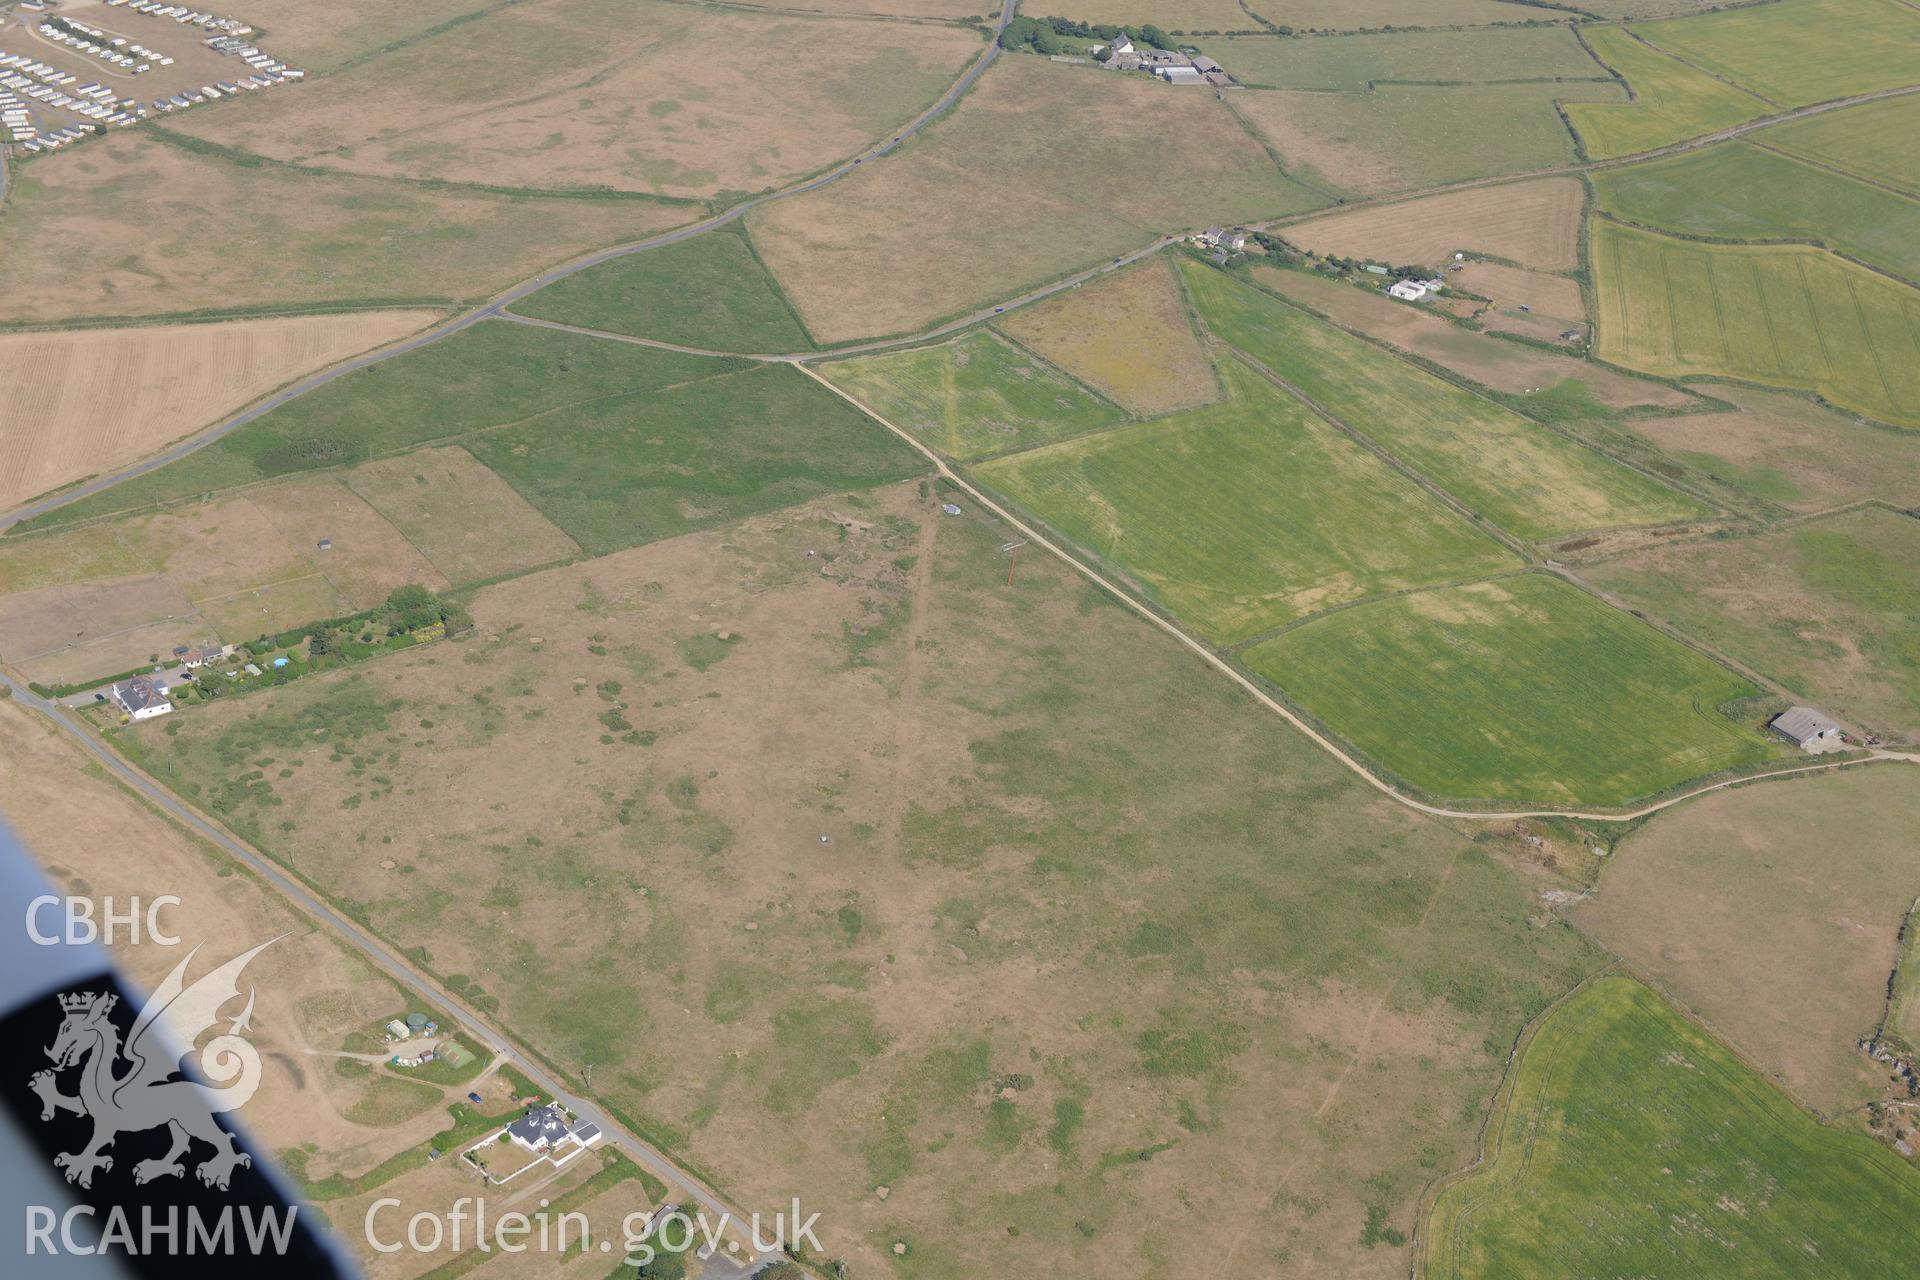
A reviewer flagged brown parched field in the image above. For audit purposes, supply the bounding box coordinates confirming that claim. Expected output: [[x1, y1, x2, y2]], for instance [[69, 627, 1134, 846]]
[[996, 257, 1221, 417], [168, 0, 985, 200], [0, 133, 694, 321], [1573, 765, 1920, 1115], [0, 312, 439, 513], [1282, 177, 1586, 271], [749, 56, 1326, 341]]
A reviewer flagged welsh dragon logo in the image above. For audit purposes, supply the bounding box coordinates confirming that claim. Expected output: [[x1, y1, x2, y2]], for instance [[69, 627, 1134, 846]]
[[29, 939, 278, 1191]]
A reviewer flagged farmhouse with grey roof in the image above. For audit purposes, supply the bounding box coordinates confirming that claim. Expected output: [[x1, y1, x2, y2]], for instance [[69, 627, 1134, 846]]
[[1770, 706, 1843, 750]]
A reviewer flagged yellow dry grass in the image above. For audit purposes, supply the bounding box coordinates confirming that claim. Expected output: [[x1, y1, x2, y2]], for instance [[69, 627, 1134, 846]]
[[1283, 177, 1585, 270], [343, 447, 579, 584], [0, 312, 439, 513], [1041, 0, 1262, 26], [1451, 261, 1584, 319], [168, 0, 985, 200], [0, 133, 692, 322], [996, 257, 1219, 416], [217, 0, 505, 71], [749, 57, 1325, 341], [249, 477, 453, 609]]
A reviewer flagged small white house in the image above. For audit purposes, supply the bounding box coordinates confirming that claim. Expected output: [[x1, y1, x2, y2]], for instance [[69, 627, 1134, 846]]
[[1388, 280, 1429, 302]]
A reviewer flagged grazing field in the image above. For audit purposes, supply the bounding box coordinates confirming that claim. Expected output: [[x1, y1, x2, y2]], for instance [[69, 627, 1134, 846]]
[[1423, 976, 1920, 1279], [1232, 80, 1624, 196], [1634, 0, 1920, 108], [1190, 0, 1557, 27], [463, 364, 927, 556], [1564, 25, 1768, 161], [247, 477, 453, 606], [972, 361, 1517, 643], [512, 227, 814, 352], [0, 698, 457, 1211], [748, 57, 1327, 342], [0, 575, 194, 669], [1584, 508, 1920, 742], [108, 482, 1603, 1280], [343, 449, 580, 585], [1591, 220, 1920, 428], [1450, 262, 1584, 322], [1281, 177, 1586, 271], [1243, 575, 1771, 807], [1574, 767, 1920, 1113], [1594, 143, 1920, 284], [1625, 384, 1920, 512], [995, 258, 1219, 417], [232, 0, 506, 70], [13, 322, 746, 533], [1201, 27, 1604, 91], [819, 330, 1124, 459], [0, 312, 439, 513], [1759, 92, 1920, 195], [1253, 266, 1693, 409], [0, 134, 693, 323], [169, 0, 985, 200], [1182, 261, 1706, 540]]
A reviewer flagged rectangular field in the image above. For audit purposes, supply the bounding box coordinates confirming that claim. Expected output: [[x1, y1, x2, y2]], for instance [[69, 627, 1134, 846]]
[[463, 364, 927, 556], [1201, 27, 1604, 91], [1253, 266, 1694, 410], [247, 476, 453, 609], [1242, 574, 1772, 806], [0, 575, 193, 666], [0, 133, 694, 324], [16, 322, 746, 534], [1593, 143, 1920, 285], [1573, 767, 1920, 1112], [193, 574, 346, 647], [747, 57, 1327, 343], [1564, 25, 1768, 161], [342, 448, 581, 585], [1591, 219, 1920, 428], [1759, 92, 1920, 195], [1181, 260, 1707, 540], [1423, 976, 1920, 1279], [167, 0, 986, 200], [994, 257, 1220, 417], [0, 311, 439, 514], [1634, 0, 1920, 107], [819, 330, 1124, 460], [1280, 176, 1587, 271], [1625, 384, 1920, 512], [971, 360, 1518, 643], [512, 225, 815, 352], [224, 0, 505, 70], [1583, 508, 1920, 742], [1232, 80, 1625, 196]]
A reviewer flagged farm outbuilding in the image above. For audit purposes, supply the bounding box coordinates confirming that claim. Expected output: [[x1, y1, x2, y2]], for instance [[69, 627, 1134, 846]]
[[1770, 706, 1843, 750]]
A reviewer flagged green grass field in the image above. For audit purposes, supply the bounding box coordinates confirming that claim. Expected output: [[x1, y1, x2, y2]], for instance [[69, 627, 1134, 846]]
[[1424, 976, 1920, 1278], [1198, 27, 1607, 92], [1635, 0, 1920, 107], [818, 330, 1124, 460], [1759, 93, 1920, 195], [463, 363, 926, 555], [12, 322, 747, 534], [1584, 507, 1920, 742], [1233, 80, 1625, 196], [1594, 143, 1920, 284], [1178, 260, 1706, 541], [511, 225, 817, 353], [1592, 219, 1920, 427], [1242, 574, 1771, 806], [1565, 25, 1768, 161], [972, 360, 1518, 644]]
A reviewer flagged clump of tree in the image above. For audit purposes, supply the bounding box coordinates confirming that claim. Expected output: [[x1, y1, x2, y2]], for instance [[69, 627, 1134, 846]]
[[381, 584, 468, 635], [999, 16, 1178, 54]]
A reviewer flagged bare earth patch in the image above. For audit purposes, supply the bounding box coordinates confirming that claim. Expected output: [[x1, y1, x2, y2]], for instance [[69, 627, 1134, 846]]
[[1572, 766, 1920, 1114], [1282, 177, 1586, 270], [0, 312, 439, 513], [996, 257, 1220, 416]]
